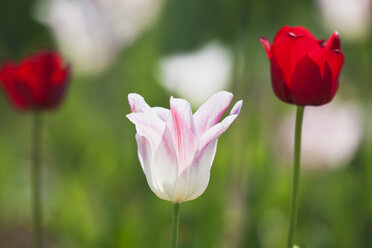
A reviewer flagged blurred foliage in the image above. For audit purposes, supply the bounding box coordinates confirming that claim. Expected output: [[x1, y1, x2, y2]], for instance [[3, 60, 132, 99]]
[[0, 0, 371, 247]]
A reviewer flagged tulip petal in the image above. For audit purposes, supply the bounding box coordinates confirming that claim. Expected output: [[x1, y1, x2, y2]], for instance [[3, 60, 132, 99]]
[[194, 91, 233, 134], [273, 30, 318, 85], [173, 167, 191, 203], [127, 94, 167, 148], [325, 31, 341, 50], [153, 126, 178, 201], [174, 135, 220, 202], [270, 56, 293, 103], [135, 134, 169, 200], [168, 97, 199, 174], [290, 55, 334, 105], [325, 50, 344, 85], [185, 139, 218, 201], [199, 100, 242, 152], [259, 37, 272, 58], [127, 112, 165, 149], [273, 25, 292, 42], [0, 51, 69, 110], [273, 26, 316, 43], [0, 64, 34, 109], [152, 107, 170, 122], [128, 93, 152, 113]]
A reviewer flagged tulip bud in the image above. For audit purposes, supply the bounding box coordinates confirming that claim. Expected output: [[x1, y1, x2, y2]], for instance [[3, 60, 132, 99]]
[[260, 26, 344, 106], [0, 50, 70, 111]]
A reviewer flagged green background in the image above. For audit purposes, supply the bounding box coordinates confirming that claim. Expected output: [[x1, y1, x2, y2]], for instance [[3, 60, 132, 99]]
[[0, 0, 371, 247]]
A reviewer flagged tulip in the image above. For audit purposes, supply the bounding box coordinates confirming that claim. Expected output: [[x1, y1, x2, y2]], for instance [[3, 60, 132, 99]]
[[127, 91, 242, 202], [127, 91, 242, 248], [0, 50, 70, 248], [260, 26, 345, 248], [0, 50, 70, 110], [260, 25, 344, 106]]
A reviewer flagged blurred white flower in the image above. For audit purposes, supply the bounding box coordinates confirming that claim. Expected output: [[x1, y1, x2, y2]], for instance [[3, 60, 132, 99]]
[[316, 0, 372, 40], [158, 42, 233, 106], [277, 101, 364, 169], [35, 0, 165, 74]]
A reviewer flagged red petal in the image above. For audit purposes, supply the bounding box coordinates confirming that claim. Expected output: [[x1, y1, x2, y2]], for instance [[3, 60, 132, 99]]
[[0, 50, 69, 110], [0, 64, 34, 109], [269, 56, 293, 103], [273, 26, 316, 43], [259, 37, 272, 58], [325, 50, 344, 85], [273, 25, 292, 43], [289, 55, 335, 105], [272, 31, 318, 85], [325, 31, 341, 50]]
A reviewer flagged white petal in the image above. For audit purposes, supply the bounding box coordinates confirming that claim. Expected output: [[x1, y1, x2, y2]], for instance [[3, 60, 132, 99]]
[[135, 134, 169, 200], [128, 93, 152, 113], [152, 107, 170, 122], [173, 167, 191, 203], [199, 100, 243, 151], [127, 112, 165, 149], [167, 97, 199, 175], [185, 139, 218, 201], [153, 126, 178, 201], [194, 91, 233, 134], [127, 93, 167, 149]]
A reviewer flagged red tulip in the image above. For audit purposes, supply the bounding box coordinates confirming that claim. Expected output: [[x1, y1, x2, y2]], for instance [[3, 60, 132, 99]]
[[0, 50, 70, 110], [260, 26, 344, 106]]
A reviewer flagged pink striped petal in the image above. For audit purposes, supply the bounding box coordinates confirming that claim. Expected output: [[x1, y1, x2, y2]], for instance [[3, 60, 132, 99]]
[[184, 139, 218, 201], [127, 112, 165, 149], [168, 97, 198, 174], [128, 93, 152, 113], [199, 100, 243, 151], [194, 91, 233, 134], [127, 94, 166, 149], [173, 138, 216, 203]]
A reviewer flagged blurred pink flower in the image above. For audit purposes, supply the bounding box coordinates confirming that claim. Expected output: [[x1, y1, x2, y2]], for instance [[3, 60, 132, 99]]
[[127, 91, 242, 202], [316, 0, 372, 40], [277, 101, 364, 169]]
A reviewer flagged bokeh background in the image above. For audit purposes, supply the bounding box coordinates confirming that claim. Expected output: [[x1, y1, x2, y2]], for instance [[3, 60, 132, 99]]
[[0, 0, 371, 247]]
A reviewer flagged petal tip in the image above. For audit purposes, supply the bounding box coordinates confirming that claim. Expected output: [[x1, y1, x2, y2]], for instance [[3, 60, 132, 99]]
[[326, 31, 341, 50], [259, 37, 272, 58], [230, 100, 243, 115], [214, 91, 233, 99], [128, 93, 147, 113]]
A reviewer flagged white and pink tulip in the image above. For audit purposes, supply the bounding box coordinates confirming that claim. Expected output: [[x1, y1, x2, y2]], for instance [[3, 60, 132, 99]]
[[127, 91, 242, 203]]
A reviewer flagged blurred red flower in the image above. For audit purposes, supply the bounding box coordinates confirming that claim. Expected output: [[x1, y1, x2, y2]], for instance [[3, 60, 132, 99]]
[[260, 26, 344, 106], [0, 50, 70, 110]]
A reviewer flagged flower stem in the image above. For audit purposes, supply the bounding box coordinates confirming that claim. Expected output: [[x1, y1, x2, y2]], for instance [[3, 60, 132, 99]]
[[170, 203, 180, 248], [31, 112, 43, 248], [286, 106, 305, 248]]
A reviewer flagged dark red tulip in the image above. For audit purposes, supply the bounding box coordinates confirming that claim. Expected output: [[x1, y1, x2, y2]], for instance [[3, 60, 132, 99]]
[[260, 26, 344, 106], [0, 50, 70, 110]]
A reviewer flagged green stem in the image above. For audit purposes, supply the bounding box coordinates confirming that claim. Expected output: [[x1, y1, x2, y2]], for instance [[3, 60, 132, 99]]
[[31, 112, 43, 248], [286, 106, 305, 248], [170, 203, 180, 248]]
